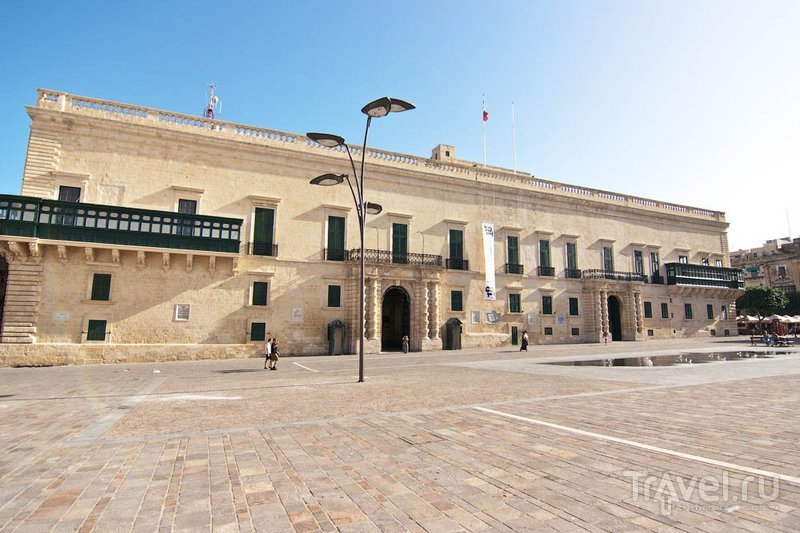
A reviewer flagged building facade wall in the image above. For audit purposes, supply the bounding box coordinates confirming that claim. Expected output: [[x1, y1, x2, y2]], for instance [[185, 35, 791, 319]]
[[0, 90, 742, 364]]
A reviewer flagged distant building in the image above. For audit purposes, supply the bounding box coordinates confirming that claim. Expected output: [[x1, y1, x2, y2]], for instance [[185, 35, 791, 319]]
[[730, 237, 799, 293], [0, 90, 744, 365]]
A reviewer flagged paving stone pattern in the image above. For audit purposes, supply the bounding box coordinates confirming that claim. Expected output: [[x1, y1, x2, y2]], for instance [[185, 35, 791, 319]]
[[0, 337, 799, 531]]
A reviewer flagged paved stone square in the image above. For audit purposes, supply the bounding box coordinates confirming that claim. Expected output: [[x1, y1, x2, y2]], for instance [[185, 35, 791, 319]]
[[1, 337, 799, 532]]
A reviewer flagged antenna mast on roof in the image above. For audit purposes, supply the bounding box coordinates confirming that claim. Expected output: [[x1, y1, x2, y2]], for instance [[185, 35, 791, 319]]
[[204, 83, 220, 119]]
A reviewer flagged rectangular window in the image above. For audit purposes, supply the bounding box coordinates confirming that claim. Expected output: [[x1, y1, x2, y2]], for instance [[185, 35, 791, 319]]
[[507, 236, 519, 265], [174, 304, 190, 321], [566, 242, 578, 270], [603, 246, 614, 272], [661, 302, 669, 319], [679, 255, 688, 264], [650, 251, 660, 274], [571, 327, 580, 336], [539, 239, 551, 268], [509, 293, 521, 313], [251, 322, 266, 342], [58, 186, 81, 202], [701, 258, 709, 266], [449, 229, 464, 260], [327, 216, 345, 261], [544, 327, 553, 336], [542, 295, 553, 315], [634, 250, 644, 275], [392, 223, 408, 263], [715, 259, 723, 267], [252, 281, 269, 306], [707, 304, 714, 320], [327, 285, 341, 308], [721, 305, 728, 320], [451, 290, 463, 312], [568, 297, 579, 316], [684, 303, 693, 319], [90, 273, 111, 301], [253, 207, 275, 256], [644, 301, 652, 318], [86, 319, 107, 341], [778, 266, 787, 277], [178, 199, 197, 214], [177, 199, 197, 236]]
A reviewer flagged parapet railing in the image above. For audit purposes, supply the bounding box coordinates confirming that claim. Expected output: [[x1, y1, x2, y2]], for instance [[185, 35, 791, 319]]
[[36, 89, 725, 222]]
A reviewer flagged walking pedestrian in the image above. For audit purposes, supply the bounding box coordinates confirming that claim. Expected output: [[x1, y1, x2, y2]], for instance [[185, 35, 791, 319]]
[[520, 330, 529, 351], [264, 338, 272, 369], [401, 335, 409, 354], [269, 338, 280, 370]]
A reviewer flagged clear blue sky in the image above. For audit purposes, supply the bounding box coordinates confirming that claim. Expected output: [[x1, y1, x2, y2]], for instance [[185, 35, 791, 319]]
[[1, 0, 798, 251]]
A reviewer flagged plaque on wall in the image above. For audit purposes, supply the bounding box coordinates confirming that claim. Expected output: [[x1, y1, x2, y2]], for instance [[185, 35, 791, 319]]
[[291, 308, 304, 322], [470, 310, 480, 324], [527, 313, 536, 325]]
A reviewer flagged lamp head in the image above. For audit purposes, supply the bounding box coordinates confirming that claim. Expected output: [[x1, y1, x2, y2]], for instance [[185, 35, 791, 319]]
[[365, 202, 383, 215], [310, 173, 345, 187], [361, 97, 393, 117], [307, 132, 345, 148]]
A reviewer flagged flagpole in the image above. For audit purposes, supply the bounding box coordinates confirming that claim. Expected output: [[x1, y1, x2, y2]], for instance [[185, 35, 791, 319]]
[[512, 101, 517, 174], [482, 94, 487, 168]]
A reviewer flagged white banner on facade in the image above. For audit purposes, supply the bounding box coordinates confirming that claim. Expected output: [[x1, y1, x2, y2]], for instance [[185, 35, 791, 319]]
[[482, 222, 496, 300]]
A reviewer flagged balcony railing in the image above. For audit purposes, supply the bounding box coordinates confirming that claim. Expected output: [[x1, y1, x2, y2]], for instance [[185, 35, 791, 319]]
[[324, 248, 346, 261], [0, 194, 241, 253], [565, 268, 582, 279], [582, 269, 647, 282], [537, 266, 555, 277], [505, 263, 524, 275], [346, 248, 443, 267], [446, 258, 469, 270], [665, 262, 744, 289], [247, 242, 278, 257]]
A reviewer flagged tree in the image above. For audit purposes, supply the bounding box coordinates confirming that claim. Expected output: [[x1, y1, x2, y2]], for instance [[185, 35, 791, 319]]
[[736, 286, 789, 323], [785, 292, 800, 315]]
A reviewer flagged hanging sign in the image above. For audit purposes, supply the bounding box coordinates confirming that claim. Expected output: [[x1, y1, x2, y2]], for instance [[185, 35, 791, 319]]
[[482, 222, 496, 300]]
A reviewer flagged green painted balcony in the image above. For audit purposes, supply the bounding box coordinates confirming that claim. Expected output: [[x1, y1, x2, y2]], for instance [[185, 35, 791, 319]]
[[0, 194, 242, 253], [665, 262, 744, 289]]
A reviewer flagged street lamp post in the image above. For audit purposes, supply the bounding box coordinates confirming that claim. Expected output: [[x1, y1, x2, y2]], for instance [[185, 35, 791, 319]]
[[308, 97, 414, 383]]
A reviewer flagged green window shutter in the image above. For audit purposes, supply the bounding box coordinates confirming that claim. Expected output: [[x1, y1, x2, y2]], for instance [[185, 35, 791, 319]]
[[327, 216, 345, 260], [451, 290, 463, 311], [251, 322, 266, 342], [644, 301, 652, 318], [328, 285, 341, 307], [254, 208, 275, 254], [634, 251, 644, 274], [252, 282, 268, 306], [707, 304, 714, 320], [539, 240, 550, 268], [569, 297, 579, 316], [91, 273, 111, 301], [566, 242, 577, 270], [507, 236, 519, 265], [685, 304, 693, 319], [661, 303, 669, 318], [509, 293, 521, 313], [87, 319, 107, 341], [603, 247, 614, 272], [449, 229, 463, 260], [542, 296, 553, 315], [392, 223, 408, 255]]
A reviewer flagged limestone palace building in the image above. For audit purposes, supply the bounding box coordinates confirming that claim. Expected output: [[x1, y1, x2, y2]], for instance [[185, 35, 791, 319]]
[[0, 90, 744, 364]]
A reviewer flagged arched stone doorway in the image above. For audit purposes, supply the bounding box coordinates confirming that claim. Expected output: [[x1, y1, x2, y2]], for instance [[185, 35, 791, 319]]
[[382, 286, 410, 351], [0, 257, 7, 338], [608, 295, 622, 341]]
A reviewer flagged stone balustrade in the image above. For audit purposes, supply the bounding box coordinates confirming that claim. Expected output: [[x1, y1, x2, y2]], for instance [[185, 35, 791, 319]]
[[35, 89, 725, 223]]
